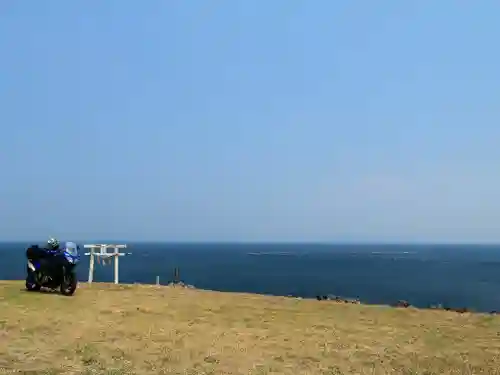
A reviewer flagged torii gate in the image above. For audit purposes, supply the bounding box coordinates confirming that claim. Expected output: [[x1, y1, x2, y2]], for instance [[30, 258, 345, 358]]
[[84, 244, 131, 284]]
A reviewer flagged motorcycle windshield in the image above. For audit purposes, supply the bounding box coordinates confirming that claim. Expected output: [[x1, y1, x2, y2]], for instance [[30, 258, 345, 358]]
[[64, 242, 79, 257]]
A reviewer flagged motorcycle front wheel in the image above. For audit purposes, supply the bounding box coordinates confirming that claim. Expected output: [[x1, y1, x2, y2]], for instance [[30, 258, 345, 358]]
[[60, 271, 77, 296]]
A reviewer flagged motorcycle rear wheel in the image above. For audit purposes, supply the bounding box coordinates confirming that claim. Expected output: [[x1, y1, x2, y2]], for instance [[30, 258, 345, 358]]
[[26, 268, 41, 291]]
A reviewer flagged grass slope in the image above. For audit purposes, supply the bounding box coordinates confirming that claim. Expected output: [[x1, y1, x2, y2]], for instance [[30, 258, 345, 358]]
[[0, 281, 499, 375]]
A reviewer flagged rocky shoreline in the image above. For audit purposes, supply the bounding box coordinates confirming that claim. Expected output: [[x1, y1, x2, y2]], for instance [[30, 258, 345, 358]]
[[144, 275, 500, 315], [314, 295, 500, 315]]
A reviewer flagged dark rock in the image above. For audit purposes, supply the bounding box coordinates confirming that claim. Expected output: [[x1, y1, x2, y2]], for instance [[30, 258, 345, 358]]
[[395, 300, 410, 308], [167, 281, 195, 289]]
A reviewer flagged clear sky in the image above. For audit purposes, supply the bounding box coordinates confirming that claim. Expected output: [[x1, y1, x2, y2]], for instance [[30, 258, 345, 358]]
[[1, 1, 499, 243]]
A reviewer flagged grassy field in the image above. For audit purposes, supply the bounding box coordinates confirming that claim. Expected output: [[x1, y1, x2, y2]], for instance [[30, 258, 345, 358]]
[[0, 281, 499, 375]]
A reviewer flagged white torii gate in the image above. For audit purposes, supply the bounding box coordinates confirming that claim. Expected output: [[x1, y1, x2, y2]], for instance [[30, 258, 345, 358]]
[[84, 244, 131, 284]]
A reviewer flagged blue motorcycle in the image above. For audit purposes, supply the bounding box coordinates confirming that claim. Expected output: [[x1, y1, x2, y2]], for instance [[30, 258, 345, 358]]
[[25, 241, 80, 296]]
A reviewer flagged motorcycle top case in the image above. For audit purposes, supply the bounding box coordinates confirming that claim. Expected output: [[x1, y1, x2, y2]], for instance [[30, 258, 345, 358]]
[[26, 245, 49, 260]]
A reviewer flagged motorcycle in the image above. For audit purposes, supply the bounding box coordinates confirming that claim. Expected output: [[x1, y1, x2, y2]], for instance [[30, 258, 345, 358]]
[[25, 241, 80, 296]]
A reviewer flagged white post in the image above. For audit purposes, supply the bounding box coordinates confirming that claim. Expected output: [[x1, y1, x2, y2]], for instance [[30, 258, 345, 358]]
[[88, 247, 95, 284], [114, 246, 119, 284], [156, 276, 160, 285]]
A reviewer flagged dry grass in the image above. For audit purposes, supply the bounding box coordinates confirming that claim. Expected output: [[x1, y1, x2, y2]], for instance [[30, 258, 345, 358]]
[[0, 281, 499, 375]]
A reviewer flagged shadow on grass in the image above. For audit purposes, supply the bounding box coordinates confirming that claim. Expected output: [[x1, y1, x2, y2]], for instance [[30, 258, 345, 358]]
[[19, 288, 74, 297]]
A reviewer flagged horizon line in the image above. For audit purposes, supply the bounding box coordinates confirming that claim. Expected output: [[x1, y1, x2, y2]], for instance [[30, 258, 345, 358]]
[[1, 240, 500, 246]]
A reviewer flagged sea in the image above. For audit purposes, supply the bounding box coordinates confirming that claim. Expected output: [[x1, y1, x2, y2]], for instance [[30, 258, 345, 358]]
[[1, 242, 500, 313]]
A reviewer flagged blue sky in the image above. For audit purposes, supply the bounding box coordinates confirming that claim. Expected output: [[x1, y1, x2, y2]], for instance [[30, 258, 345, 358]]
[[1, 1, 499, 242]]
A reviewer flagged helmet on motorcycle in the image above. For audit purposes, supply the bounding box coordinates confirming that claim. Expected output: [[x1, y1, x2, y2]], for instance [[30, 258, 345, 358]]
[[47, 237, 60, 250]]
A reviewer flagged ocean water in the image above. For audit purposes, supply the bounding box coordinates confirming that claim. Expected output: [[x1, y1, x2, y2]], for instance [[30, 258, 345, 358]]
[[1, 242, 500, 313]]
